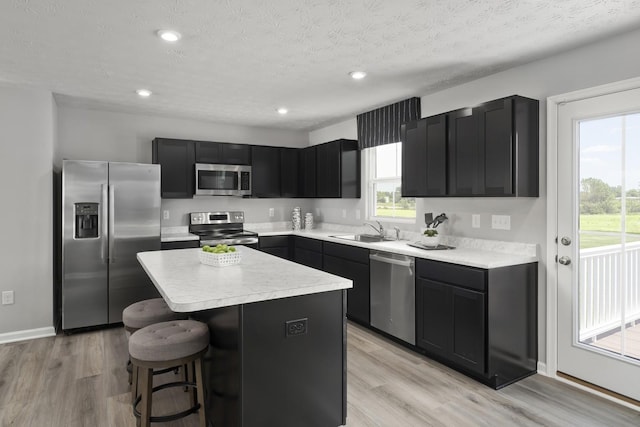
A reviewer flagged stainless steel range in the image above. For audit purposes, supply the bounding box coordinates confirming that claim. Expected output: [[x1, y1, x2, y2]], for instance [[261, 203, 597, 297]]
[[189, 211, 258, 247]]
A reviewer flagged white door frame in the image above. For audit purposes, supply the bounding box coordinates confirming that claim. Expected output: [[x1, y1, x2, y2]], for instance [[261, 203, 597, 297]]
[[546, 76, 640, 394]]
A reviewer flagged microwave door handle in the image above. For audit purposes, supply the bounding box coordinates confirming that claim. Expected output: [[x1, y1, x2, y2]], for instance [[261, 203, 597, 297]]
[[109, 184, 115, 264], [101, 184, 108, 263]]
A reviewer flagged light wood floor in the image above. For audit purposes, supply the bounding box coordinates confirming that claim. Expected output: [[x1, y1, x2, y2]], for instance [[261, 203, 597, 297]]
[[590, 322, 640, 361], [0, 322, 638, 426]]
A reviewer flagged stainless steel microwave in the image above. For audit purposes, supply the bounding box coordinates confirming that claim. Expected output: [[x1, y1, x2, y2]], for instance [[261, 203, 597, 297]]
[[195, 163, 252, 196]]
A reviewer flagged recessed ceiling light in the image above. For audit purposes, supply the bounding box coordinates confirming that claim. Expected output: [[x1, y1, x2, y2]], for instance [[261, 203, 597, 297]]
[[136, 89, 152, 98], [277, 107, 288, 115], [157, 29, 181, 42], [349, 71, 367, 80]]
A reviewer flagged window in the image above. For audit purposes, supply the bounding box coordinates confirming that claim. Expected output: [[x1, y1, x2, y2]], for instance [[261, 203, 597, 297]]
[[366, 142, 415, 220]]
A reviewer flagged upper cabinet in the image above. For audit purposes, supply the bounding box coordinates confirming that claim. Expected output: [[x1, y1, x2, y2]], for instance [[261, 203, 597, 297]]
[[401, 114, 447, 197], [402, 95, 539, 198], [152, 138, 195, 199], [280, 147, 299, 198], [316, 139, 360, 198], [251, 145, 281, 198], [299, 146, 317, 198], [195, 141, 251, 165]]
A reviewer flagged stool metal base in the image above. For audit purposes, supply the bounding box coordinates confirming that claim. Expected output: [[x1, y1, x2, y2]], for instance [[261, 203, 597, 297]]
[[132, 380, 201, 422]]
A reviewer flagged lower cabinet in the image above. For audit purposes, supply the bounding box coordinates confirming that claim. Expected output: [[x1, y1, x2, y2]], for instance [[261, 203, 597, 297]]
[[416, 258, 537, 388], [293, 236, 323, 270], [161, 240, 200, 250], [258, 235, 292, 260], [322, 242, 370, 325]]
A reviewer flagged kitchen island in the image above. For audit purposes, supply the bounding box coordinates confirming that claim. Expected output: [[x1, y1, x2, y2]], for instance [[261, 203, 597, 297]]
[[137, 246, 352, 427]]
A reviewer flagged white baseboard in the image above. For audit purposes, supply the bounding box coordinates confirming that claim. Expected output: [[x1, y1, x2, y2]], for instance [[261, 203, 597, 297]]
[[0, 326, 56, 344], [536, 361, 548, 376]]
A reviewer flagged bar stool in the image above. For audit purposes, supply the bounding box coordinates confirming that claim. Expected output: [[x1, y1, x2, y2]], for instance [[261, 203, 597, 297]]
[[129, 319, 209, 427], [122, 298, 188, 384]]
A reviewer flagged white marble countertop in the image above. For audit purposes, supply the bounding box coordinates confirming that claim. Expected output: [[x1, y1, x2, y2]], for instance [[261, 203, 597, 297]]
[[161, 226, 199, 242], [250, 225, 537, 269], [137, 246, 352, 312]]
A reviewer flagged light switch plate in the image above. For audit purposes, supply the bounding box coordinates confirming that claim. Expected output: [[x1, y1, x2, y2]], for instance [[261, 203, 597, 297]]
[[2, 291, 14, 305], [491, 215, 511, 230], [269, 208, 275, 218], [472, 214, 480, 228]]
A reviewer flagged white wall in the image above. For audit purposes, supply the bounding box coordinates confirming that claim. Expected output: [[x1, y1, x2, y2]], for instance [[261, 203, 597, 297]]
[[0, 85, 55, 336], [56, 106, 311, 225], [308, 27, 640, 365]]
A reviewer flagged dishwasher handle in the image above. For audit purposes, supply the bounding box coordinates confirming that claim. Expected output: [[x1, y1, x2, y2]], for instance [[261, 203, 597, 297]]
[[369, 253, 414, 272]]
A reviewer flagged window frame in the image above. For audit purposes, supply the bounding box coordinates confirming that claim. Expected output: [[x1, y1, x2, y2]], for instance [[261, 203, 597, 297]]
[[364, 143, 416, 224]]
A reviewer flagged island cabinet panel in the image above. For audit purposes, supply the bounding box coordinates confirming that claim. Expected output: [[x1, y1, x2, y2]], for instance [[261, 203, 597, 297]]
[[280, 147, 299, 197], [152, 138, 195, 199], [401, 114, 447, 197], [251, 145, 281, 197], [323, 242, 370, 325], [299, 146, 317, 198], [258, 235, 292, 260], [415, 258, 537, 389], [293, 236, 323, 270]]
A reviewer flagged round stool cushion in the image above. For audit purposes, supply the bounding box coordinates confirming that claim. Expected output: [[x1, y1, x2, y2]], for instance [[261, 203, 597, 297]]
[[129, 320, 209, 362], [122, 298, 187, 330]]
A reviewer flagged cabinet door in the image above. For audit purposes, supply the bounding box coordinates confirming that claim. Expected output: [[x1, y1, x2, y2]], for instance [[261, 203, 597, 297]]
[[251, 146, 281, 197], [448, 108, 480, 196], [152, 138, 195, 198], [222, 143, 251, 165], [401, 119, 428, 197], [316, 141, 341, 198], [416, 278, 450, 358], [294, 247, 323, 270], [259, 235, 292, 260], [425, 114, 448, 196], [323, 246, 370, 325], [280, 148, 300, 197], [299, 146, 317, 197], [340, 140, 360, 198], [477, 98, 513, 196], [195, 141, 222, 163], [450, 286, 486, 375]]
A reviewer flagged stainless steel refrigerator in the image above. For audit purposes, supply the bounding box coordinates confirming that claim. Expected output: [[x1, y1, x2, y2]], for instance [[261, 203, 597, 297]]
[[62, 160, 161, 330]]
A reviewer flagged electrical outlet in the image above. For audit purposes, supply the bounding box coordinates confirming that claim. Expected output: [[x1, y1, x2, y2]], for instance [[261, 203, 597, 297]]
[[342, 209, 347, 218], [472, 214, 480, 228], [491, 215, 511, 230], [2, 291, 14, 305], [163, 210, 170, 220], [269, 208, 275, 218], [285, 318, 308, 337]]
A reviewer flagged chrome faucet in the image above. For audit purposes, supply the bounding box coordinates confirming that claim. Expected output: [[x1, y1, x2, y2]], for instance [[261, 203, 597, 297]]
[[393, 226, 401, 240], [364, 221, 385, 237]]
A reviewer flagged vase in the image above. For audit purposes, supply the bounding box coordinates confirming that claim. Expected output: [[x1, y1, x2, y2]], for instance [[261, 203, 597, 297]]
[[421, 234, 440, 247]]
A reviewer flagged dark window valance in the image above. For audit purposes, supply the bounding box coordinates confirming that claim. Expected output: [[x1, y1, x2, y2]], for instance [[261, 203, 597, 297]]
[[356, 97, 421, 149]]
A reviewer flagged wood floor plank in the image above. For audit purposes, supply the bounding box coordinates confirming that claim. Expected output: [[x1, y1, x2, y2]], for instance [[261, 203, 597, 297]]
[[1, 322, 638, 427]]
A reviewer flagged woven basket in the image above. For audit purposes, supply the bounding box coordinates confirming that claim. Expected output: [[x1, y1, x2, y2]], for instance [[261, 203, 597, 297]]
[[199, 249, 241, 267]]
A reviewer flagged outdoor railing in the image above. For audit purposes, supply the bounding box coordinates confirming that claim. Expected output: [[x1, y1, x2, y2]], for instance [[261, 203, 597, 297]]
[[579, 240, 640, 340]]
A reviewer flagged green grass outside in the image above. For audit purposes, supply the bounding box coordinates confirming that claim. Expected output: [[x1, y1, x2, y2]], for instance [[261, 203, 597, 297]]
[[580, 214, 640, 249], [375, 207, 416, 219]]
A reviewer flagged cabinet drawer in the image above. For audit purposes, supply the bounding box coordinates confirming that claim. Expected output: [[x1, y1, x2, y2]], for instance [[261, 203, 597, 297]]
[[259, 235, 291, 249], [416, 259, 486, 292], [323, 242, 369, 264], [161, 240, 200, 250], [294, 236, 323, 252]]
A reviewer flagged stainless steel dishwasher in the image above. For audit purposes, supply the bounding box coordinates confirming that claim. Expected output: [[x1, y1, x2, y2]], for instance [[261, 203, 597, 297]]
[[369, 251, 415, 345]]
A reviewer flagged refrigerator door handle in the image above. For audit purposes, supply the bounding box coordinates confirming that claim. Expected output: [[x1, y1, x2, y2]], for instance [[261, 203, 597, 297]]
[[109, 184, 115, 263], [101, 183, 108, 263]]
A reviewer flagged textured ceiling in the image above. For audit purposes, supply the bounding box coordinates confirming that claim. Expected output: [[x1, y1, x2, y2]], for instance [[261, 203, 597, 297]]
[[1, 0, 640, 131]]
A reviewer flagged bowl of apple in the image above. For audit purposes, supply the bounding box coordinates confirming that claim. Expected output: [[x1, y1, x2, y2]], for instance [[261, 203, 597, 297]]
[[199, 244, 241, 267]]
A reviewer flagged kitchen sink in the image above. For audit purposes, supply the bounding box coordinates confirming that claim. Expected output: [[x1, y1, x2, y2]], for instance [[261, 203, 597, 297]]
[[330, 234, 396, 243]]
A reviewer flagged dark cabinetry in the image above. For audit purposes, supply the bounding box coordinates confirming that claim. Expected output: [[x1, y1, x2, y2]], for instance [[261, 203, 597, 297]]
[[323, 242, 370, 324], [299, 146, 317, 198], [401, 115, 447, 197], [401, 95, 538, 198], [251, 146, 281, 197], [316, 139, 360, 198], [293, 237, 323, 270], [195, 141, 251, 165], [161, 240, 200, 250], [258, 235, 292, 260], [280, 148, 299, 198], [152, 138, 195, 199], [415, 258, 537, 388]]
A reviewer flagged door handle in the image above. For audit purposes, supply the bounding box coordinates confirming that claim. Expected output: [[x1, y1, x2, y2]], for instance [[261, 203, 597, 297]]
[[558, 256, 571, 265], [109, 185, 115, 264], [101, 184, 108, 263], [369, 253, 414, 268], [561, 237, 572, 246]]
